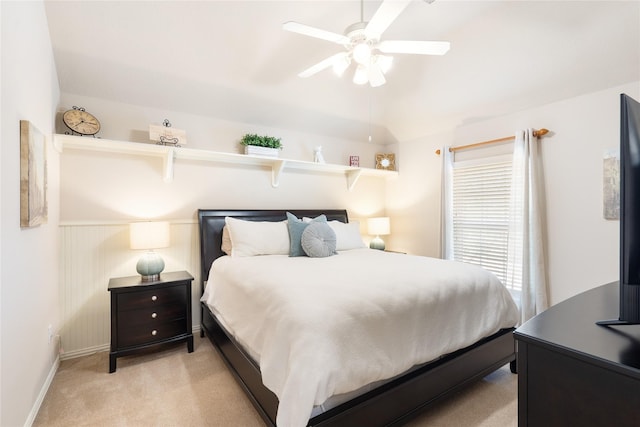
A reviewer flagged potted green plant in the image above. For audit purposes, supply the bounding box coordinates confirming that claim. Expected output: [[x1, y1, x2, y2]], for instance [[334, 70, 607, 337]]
[[240, 133, 283, 158]]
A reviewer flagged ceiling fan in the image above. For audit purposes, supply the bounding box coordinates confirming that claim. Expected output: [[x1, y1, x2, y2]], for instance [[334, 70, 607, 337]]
[[283, 0, 450, 87]]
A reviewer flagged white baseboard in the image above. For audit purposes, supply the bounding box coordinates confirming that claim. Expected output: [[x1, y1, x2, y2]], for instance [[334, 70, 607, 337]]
[[59, 325, 201, 361], [24, 355, 60, 427], [60, 343, 110, 361]]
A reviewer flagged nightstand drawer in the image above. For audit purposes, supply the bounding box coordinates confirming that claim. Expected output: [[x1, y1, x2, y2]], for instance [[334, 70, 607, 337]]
[[117, 304, 185, 326], [116, 285, 186, 311], [117, 319, 187, 348]]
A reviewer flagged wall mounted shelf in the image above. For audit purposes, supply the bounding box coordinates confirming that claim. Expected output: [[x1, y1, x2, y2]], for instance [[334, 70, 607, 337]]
[[53, 134, 397, 190]]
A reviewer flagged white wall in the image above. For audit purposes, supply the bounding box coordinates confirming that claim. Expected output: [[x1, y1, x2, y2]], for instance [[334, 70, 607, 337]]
[[0, 3, 4, 421], [386, 132, 452, 257], [389, 82, 640, 306], [1, 4, 4, 421], [1, 1, 61, 426]]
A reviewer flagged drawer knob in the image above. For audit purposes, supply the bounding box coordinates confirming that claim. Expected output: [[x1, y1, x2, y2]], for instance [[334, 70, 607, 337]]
[[151, 312, 157, 319], [151, 330, 157, 336], [151, 295, 158, 302]]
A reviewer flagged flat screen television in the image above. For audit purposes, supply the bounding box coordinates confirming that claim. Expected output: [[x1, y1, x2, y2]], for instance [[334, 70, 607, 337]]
[[598, 93, 640, 325]]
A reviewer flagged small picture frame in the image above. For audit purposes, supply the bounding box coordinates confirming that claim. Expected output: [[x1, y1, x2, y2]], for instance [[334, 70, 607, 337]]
[[349, 155, 360, 167], [20, 120, 48, 227], [375, 153, 396, 171], [149, 121, 187, 147]]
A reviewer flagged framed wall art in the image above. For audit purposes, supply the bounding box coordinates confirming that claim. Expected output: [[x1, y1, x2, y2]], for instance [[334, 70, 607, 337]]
[[20, 120, 48, 227]]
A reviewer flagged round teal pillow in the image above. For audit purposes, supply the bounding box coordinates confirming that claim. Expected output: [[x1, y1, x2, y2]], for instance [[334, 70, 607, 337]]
[[301, 221, 337, 258]]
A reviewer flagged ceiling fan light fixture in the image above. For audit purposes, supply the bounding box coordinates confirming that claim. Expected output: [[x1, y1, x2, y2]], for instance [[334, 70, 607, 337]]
[[353, 42, 372, 65], [353, 65, 369, 85]]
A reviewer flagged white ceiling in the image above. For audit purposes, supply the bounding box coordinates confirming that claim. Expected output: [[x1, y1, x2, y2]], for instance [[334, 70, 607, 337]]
[[44, 0, 640, 144]]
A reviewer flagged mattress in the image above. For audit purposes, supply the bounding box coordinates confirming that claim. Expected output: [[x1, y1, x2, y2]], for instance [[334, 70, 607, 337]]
[[201, 248, 519, 427]]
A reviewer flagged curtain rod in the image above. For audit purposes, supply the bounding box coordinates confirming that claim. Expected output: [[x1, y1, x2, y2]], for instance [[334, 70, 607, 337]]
[[435, 128, 549, 155]]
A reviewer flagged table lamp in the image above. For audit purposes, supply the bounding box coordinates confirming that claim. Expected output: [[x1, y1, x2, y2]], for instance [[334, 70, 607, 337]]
[[130, 221, 170, 281], [367, 217, 390, 251]]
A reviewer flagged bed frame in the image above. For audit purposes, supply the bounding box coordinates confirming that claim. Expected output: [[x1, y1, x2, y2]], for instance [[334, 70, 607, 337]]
[[198, 209, 516, 426]]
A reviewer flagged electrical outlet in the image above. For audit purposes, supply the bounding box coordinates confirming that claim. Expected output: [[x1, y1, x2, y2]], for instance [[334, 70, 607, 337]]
[[48, 324, 53, 344]]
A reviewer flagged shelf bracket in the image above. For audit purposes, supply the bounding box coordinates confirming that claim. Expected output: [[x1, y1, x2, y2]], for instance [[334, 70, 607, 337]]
[[271, 160, 286, 187], [346, 169, 363, 191], [163, 148, 175, 183]]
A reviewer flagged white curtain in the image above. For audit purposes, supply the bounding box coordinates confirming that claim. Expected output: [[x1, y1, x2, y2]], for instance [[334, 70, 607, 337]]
[[507, 129, 549, 324], [440, 146, 454, 260]]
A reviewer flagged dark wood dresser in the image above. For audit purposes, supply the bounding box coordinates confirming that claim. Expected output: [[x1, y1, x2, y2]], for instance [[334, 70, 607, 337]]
[[108, 270, 194, 373], [514, 282, 640, 426]]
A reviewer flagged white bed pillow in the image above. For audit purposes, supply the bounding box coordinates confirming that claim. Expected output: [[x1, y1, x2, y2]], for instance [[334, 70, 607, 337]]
[[221, 226, 232, 255], [328, 220, 366, 251], [225, 217, 290, 257]]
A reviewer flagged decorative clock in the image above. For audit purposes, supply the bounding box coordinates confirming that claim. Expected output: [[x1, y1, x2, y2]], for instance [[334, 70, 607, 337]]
[[375, 153, 396, 171], [62, 106, 101, 136]]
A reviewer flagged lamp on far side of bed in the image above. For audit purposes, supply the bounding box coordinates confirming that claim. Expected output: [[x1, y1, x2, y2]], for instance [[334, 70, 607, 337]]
[[367, 217, 390, 251], [130, 221, 170, 281]]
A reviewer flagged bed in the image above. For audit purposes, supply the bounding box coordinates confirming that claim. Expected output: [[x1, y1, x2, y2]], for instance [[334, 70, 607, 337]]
[[198, 209, 518, 427]]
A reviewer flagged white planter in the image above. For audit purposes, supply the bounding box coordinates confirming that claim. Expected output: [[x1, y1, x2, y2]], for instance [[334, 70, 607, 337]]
[[244, 145, 279, 158]]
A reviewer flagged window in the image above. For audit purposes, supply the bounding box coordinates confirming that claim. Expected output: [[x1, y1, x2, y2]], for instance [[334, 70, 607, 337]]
[[451, 155, 522, 301]]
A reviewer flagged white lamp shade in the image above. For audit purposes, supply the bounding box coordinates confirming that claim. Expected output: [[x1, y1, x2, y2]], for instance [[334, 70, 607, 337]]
[[352, 42, 371, 65], [130, 221, 170, 250], [367, 217, 391, 236]]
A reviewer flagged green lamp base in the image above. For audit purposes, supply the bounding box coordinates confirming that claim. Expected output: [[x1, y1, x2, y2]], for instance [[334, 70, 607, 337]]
[[136, 251, 165, 281], [370, 236, 386, 251]]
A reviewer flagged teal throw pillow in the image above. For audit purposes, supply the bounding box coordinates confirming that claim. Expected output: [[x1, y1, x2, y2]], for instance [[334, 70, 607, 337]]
[[286, 212, 327, 257]]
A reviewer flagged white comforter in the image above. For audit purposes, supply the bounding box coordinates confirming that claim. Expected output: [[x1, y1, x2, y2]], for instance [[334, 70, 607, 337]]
[[201, 248, 519, 427]]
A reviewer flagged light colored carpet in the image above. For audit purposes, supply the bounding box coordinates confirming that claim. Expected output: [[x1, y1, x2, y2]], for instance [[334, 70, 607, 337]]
[[34, 337, 516, 426]]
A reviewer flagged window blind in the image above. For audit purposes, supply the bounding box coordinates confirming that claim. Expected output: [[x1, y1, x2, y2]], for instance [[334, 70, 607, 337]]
[[452, 157, 522, 295]]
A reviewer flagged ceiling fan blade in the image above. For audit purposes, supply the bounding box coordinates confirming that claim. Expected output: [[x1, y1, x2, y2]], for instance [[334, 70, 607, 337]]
[[283, 21, 350, 45], [298, 52, 349, 78], [365, 0, 412, 39], [378, 40, 450, 55]]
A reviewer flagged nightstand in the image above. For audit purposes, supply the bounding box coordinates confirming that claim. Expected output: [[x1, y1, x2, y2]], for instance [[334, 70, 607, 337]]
[[108, 270, 194, 373]]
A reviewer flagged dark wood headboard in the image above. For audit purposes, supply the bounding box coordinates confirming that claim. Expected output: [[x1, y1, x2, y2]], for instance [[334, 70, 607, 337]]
[[197, 209, 349, 287]]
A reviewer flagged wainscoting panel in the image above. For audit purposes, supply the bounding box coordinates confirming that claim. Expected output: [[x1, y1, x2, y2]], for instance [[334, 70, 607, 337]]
[[59, 221, 201, 359]]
